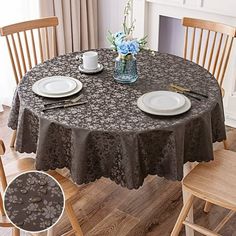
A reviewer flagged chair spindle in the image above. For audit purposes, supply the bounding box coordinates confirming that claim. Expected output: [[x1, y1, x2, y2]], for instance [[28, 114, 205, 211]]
[[17, 32, 27, 74], [196, 28, 203, 64], [24, 30, 32, 69], [190, 27, 196, 61], [212, 33, 223, 76], [30, 29, 37, 65]]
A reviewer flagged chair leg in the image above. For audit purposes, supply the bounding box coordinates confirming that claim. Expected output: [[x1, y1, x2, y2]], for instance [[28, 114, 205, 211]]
[[0, 195, 5, 216], [12, 227, 20, 236], [47, 228, 54, 236], [204, 201, 213, 213], [65, 200, 83, 236], [10, 130, 16, 148], [171, 194, 195, 236], [223, 140, 228, 150]]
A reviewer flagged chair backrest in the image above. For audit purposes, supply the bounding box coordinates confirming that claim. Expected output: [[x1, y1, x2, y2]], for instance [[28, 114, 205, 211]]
[[0, 17, 59, 84], [182, 17, 236, 87]]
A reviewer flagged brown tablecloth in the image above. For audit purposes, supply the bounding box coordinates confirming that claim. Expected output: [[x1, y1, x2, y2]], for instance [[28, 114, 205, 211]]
[[8, 49, 226, 189]]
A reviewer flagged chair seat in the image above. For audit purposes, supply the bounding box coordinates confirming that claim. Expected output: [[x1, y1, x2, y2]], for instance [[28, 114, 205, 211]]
[[183, 149, 236, 211], [4, 158, 79, 201], [4, 157, 35, 182], [0, 215, 12, 227]]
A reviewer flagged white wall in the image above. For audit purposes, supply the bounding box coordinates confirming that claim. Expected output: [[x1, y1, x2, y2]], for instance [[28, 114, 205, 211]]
[[159, 16, 184, 56], [98, 0, 127, 48], [98, 1, 183, 55]]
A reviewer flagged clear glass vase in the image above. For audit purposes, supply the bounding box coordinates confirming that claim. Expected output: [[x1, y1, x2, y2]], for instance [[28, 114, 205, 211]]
[[113, 54, 138, 83]]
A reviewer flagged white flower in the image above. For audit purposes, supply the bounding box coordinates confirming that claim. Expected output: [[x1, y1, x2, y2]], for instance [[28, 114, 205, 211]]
[[42, 205, 57, 219], [27, 203, 39, 212], [8, 195, 18, 203]]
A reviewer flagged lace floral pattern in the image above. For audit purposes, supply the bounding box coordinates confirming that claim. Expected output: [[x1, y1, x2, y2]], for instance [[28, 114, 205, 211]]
[[4, 172, 64, 232], [8, 49, 226, 189]]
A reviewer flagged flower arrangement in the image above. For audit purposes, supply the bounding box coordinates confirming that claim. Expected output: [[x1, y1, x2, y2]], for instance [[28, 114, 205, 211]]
[[107, 0, 147, 57]]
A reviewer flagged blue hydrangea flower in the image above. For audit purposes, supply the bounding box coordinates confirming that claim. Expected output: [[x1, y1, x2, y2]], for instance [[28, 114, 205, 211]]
[[127, 40, 140, 54], [117, 41, 129, 55], [114, 32, 125, 45]]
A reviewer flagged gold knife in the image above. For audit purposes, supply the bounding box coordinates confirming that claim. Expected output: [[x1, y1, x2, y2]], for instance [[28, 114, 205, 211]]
[[42, 101, 88, 112], [170, 84, 208, 98], [174, 90, 201, 101]]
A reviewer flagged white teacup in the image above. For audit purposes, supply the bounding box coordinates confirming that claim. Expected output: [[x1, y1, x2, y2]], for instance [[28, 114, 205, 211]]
[[82, 51, 98, 70]]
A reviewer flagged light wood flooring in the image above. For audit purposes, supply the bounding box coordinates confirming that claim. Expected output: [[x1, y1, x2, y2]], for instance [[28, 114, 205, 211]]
[[0, 106, 236, 236]]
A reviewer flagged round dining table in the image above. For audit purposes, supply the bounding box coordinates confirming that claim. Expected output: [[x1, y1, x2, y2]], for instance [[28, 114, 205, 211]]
[[8, 48, 226, 236], [9, 48, 226, 190]]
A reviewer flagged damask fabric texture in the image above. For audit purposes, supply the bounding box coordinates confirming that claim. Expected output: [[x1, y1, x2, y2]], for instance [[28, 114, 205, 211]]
[[8, 49, 226, 189], [4, 171, 64, 232]]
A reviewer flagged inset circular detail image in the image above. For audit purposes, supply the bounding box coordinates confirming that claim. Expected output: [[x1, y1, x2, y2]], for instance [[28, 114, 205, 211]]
[[4, 171, 65, 232]]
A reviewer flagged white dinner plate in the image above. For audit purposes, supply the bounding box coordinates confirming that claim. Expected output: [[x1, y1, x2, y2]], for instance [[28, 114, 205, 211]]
[[32, 76, 83, 98], [37, 76, 77, 95], [142, 91, 186, 112], [137, 94, 191, 116]]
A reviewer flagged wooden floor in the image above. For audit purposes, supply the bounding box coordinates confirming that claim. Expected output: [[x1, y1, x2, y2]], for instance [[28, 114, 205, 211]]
[[0, 106, 236, 236]]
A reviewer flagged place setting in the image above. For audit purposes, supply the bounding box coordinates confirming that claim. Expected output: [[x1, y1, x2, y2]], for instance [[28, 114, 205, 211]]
[[137, 90, 192, 116], [32, 50, 104, 112], [137, 83, 209, 116], [32, 75, 87, 112]]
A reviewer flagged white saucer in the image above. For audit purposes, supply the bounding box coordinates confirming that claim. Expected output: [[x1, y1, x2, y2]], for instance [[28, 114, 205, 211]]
[[32, 76, 83, 98], [137, 94, 191, 116], [79, 64, 104, 74], [142, 91, 186, 112]]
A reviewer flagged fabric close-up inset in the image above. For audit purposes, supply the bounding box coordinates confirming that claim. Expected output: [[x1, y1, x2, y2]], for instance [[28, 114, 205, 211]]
[[4, 171, 65, 232]]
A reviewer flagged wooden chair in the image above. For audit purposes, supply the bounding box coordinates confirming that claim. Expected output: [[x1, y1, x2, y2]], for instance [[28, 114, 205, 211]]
[[171, 148, 236, 235], [0, 17, 59, 148], [182, 17, 236, 91], [182, 17, 236, 151], [0, 140, 84, 236], [0, 139, 21, 236]]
